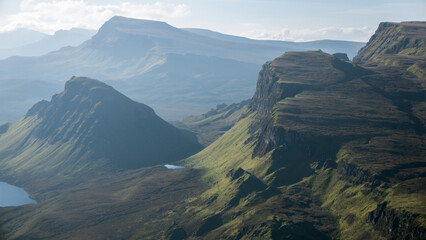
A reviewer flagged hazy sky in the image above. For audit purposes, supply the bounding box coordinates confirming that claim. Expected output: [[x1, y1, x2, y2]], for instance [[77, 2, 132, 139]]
[[0, 0, 425, 42]]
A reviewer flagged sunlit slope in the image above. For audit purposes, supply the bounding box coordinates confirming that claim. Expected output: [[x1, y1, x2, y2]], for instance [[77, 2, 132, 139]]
[[354, 21, 426, 79], [182, 47, 425, 239], [174, 100, 249, 146], [0, 21, 424, 240]]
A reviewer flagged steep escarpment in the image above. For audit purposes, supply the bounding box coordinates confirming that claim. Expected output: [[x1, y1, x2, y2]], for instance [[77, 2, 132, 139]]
[[183, 34, 425, 238], [0, 22, 424, 240], [354, 22, 426, 79], [367, 202, 426, 240], [354, 22, 426, 62]]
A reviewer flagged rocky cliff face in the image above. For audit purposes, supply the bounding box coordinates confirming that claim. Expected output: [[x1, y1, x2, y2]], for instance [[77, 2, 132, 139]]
[[354, 22, 426, 63], [354, 22, 426, 79], [0, 22, 425, 240], [367, 202, 426, 240], [249, 64, 305, 115], [240, 25, 425, 238]]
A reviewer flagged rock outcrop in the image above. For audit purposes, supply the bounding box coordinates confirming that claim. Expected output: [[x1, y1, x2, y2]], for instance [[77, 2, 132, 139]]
[[367, 202, 426, 240]]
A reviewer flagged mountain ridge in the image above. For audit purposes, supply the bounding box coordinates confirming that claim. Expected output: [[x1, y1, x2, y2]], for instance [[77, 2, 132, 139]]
[[180, 21, 425, 239], [354, 21, 426, 79], [0, 21, 424, 239], [0, 16, 365, 122], [0, 28, 96, 60], [0, 29, 48, 49]]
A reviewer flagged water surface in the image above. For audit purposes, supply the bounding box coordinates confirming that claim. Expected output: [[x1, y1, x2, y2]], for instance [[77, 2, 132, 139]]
[[164, 164, 185, 169], [0, 182, 36, 207]]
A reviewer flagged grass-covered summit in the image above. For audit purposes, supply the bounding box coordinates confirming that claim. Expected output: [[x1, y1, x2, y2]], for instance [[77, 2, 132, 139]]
[[354, 21, 426, 79]]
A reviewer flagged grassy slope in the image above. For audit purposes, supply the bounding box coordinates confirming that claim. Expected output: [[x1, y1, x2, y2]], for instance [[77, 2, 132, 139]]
[[2, 50, 423, 239], [0, 167, 206, 239], [354, 22, 426, 80], [0, 116, 104, 185], [183, 113, 337, 239], [0, 22, 425, 240], [173, 100, 249, 146], [183, 49, 425, 239], [0, 77, 207, 239], [0, 77, 203, 183]]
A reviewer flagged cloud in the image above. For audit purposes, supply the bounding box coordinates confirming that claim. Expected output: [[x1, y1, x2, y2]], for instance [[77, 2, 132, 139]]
[[342, 8, 391, 15], [0, 0, 190, 34], [242, 26, 374, 42]]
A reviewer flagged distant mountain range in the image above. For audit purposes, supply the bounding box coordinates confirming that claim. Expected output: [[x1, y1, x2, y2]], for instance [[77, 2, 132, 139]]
[[0, 29, 48, 49], [0, 28, 96, 60], [0, 16, 365, 124]]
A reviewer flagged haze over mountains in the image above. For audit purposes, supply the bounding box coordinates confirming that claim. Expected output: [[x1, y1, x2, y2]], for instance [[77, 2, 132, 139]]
[[0, 21, 424, 239], [0, 29, 48, 49], [0, 28, 96, 60], [0, 16, 365, 124]]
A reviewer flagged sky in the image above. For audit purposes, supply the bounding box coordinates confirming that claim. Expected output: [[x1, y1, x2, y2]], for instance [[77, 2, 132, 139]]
[[0, 0, 425, 42]]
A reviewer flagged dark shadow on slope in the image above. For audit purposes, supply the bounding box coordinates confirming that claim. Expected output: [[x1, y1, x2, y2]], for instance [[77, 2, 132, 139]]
[[195, 214, 223, 236], [271, 221, 331, 240]]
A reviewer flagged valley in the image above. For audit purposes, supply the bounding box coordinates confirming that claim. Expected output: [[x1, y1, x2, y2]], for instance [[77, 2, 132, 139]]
[[0, 20, 425, 240]]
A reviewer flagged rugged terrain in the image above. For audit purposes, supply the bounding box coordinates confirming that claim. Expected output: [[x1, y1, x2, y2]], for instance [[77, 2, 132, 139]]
[[173, 100, 249, 146], [0, 16, 364, 123], [0, 21, 425, 240]]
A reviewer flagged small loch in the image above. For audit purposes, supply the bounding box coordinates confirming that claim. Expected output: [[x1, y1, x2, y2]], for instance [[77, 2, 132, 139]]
[[164, 164, 185, 169], [0, 182, 36, 207]]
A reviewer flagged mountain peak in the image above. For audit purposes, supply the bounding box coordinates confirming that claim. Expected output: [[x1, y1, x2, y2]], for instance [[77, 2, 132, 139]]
[[65, 76, 109, 92], [98, 16, 177, 35], [26, 76, 151, 121], [90, 16, 182, 50], [58, 76, 131, 107], [17, 76, 202, 171], [108, 16, 168, 25]]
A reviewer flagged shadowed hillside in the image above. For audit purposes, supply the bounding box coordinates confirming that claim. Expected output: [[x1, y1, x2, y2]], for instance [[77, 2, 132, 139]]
[[0, 22, 424, 240], [0, 76, 202, 181]]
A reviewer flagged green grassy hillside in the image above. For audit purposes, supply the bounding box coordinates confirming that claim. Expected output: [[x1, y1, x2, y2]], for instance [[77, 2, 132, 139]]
[[0, 76, 202, 183], [354, 22, 426, 80], [0, 22, 424, 240], [180, 49, 425, 239], [173, 100, 249, 146]]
